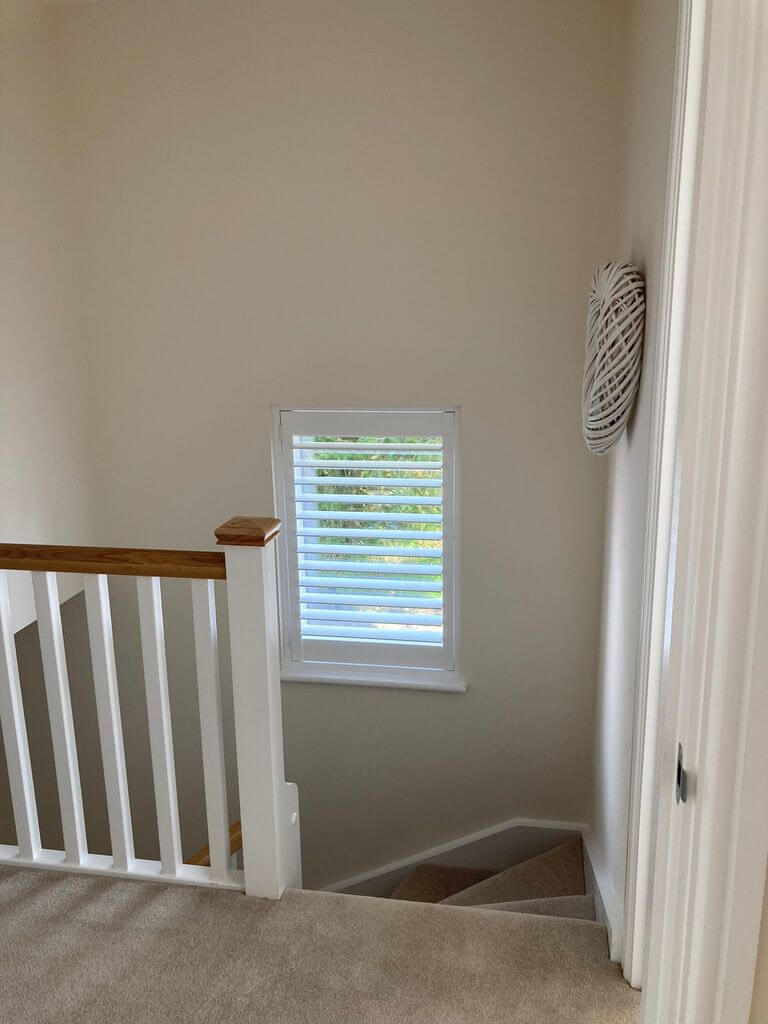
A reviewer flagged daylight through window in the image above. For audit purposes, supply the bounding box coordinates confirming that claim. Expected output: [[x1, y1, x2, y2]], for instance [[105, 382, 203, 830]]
[[273, 409, 459, 687]]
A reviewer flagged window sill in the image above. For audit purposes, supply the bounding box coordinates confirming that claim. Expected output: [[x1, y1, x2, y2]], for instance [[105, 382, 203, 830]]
[[281, 666, 467, 694]]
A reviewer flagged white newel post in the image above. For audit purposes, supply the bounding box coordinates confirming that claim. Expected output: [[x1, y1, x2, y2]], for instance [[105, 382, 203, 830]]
[[215, 517, 301, 899]]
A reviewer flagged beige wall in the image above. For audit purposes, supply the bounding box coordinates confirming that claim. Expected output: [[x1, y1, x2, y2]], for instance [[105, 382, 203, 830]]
[[0, 0, 94, 838], [4, 0, 629, 887], [589, 0, 678, 918], [0, 0, 92, 628], [753, 869, 768, 1023]]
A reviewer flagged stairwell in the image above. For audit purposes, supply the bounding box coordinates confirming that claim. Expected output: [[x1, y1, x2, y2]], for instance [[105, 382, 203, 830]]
[[390, 836, 587, 906], [0, 837, 639, 1023], [0, 533, 637, 1021]]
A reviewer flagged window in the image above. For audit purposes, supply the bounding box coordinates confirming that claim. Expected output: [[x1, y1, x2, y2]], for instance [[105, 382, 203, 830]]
[[272, 408, 462, 691]]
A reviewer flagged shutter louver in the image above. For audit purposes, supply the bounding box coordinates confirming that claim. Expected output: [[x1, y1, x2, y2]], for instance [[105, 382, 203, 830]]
[[291, 436, 444, 646]]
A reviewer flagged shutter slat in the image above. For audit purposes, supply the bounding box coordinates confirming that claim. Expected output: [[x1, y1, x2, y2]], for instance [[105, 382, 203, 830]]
[[301, 610, 442, 626], [296, 511, 442, 524], [294, 459, 442, 471], [294, 476, 443, 489], [297, 559, 442, 576], [300, 625, 443, 643], [297, 543, 442, 558], [297, 527, 441, 541], [300, 577, 442, 592], [293, 442, 441, 452], [301, 594, 442, 609], [301, 609, 442, 625]]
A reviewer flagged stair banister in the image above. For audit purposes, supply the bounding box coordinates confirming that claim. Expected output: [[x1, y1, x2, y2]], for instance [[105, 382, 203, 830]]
[[0, 572, 41, 861], [190, 577, 231, 884], [214, 517, 302, 898], [0, 518, 301, 898]]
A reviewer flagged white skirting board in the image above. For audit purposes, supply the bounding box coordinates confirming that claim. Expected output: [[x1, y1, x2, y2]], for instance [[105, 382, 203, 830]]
[[324, 816, 588, 898], [582, 833, 624, 965]]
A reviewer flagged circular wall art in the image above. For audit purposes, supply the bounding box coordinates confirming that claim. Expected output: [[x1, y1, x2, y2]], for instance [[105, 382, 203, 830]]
[[582, 261, 645, 454]]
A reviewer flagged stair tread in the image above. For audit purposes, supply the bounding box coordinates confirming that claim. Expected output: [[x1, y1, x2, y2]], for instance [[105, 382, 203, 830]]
[[471, 893, 596, 921], [389, 864, 495, 902], [440, 837, 585, 907]]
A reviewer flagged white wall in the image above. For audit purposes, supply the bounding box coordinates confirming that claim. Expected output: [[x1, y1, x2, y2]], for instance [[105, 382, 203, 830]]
[[17, 0, 630, 887], [588, 0, 678, 941], [0, 0, 92, 621]]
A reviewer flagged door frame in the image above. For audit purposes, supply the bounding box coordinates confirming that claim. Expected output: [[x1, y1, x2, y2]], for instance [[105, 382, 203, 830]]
[[621, 0, 700, 989], [626, 0, 768, 1019]]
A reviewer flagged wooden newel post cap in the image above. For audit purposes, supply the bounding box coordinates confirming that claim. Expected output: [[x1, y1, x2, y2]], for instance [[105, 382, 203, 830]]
[[214, 517, 281, 546]]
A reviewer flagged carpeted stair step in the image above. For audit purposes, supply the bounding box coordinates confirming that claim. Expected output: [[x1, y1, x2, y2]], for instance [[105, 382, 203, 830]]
[[470, 893, 595, 921], [389, 864, 495, 902], [440, 837, 585, 907]]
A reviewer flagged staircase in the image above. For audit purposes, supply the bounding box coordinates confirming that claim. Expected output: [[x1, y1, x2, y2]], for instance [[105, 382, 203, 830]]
[[365, 836, 639, 1020], [0, 836, 639, 1023], [0, 517, 300, 898], [0, 524, 638, 1021], [389, 835, 589, 910]]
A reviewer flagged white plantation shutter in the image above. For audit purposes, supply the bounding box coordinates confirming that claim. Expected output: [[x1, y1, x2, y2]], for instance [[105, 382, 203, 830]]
[[273, 409, 458, 684]]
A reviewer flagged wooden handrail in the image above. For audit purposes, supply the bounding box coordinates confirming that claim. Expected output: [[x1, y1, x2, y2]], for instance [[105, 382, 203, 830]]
[[0, 543, 227, 580], [0, 519, 281, 580], [186, 819, 243, 868], [214, 517, 281, 546]]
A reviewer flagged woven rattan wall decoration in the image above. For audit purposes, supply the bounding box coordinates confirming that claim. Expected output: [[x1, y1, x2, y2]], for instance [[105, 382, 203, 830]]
[[582, 262, 646, 454]]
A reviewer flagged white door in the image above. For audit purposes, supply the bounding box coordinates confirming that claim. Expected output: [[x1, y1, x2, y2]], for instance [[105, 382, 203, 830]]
[[640, 2, 768, 1022]]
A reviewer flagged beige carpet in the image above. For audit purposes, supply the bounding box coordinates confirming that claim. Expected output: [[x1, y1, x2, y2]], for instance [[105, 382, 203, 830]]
[[473, 894, 596, 921], [389, 863, 494, 902], [0, 865, 638, 1024], [440, 837, 585, 906]]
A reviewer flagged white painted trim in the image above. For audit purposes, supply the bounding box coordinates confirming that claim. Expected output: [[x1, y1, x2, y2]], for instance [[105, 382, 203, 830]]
[[0, 573, 41, 861], [0, 845, 244, 891], [32, 571, 88, 865], [623, 0, 698, 989], [583, 831, 624, 963], [137, 576, 183, 878], [718, 528, 768, 1022], [84, 574, 134, 873], [323, 816, 587, 893], [641, 2, 768, 1021], [282, 665, 467, 693], [224, 544, 302, 898], [191, 579, 232, 885]]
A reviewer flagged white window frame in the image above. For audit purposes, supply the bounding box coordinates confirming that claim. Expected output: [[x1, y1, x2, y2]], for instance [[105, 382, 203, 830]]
[[271, 407, 464, 692]]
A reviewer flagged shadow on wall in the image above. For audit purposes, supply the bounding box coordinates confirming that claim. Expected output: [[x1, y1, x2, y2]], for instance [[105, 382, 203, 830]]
[[0, 586, 240, 862]]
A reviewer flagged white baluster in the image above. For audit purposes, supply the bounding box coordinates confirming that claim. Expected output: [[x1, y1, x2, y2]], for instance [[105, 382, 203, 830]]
[[84, 575, 134, 872], [32, 571, 87, 864], [191, 579, 230, 883], [0, 571, 41, 860], [136, 576, 182, 876], [216, 517, 301, 899]]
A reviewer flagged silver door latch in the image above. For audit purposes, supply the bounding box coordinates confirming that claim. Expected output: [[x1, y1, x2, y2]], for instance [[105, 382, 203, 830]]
[[676, 742, 688, 804]]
